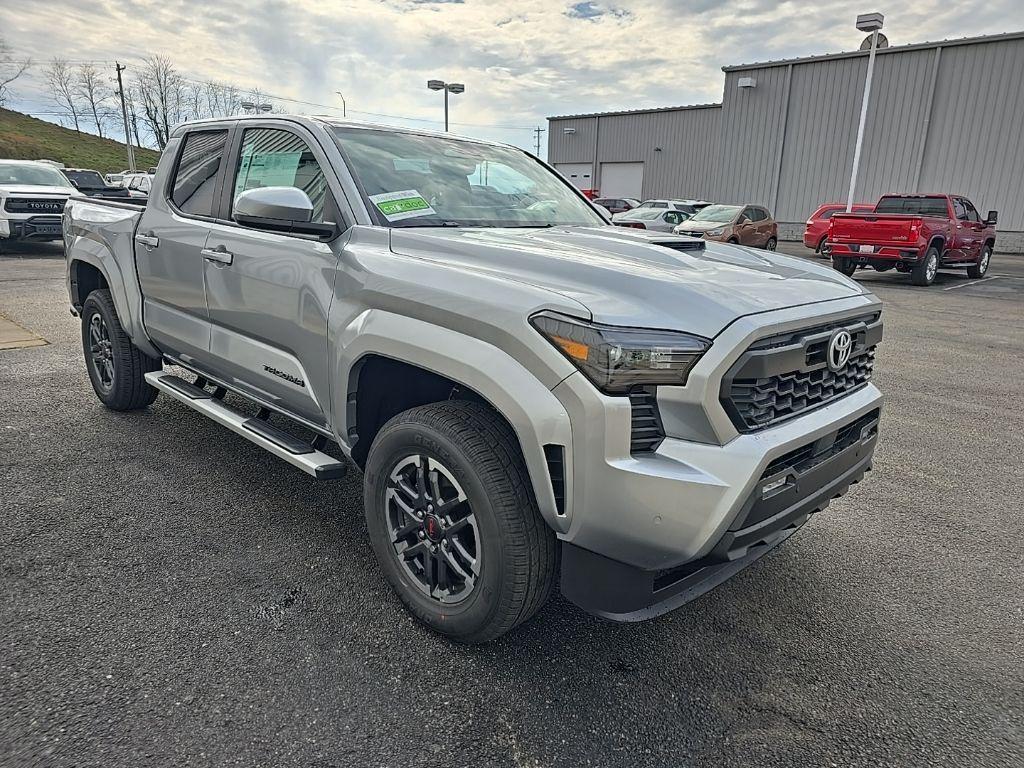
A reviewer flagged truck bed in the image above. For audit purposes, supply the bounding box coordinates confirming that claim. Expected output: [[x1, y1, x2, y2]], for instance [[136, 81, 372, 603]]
[[64, 195, 152, 354]]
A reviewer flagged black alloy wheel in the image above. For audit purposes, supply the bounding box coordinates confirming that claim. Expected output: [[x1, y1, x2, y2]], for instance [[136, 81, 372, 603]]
[[87, 312, 115, 394], [385, 454, 480, 604]]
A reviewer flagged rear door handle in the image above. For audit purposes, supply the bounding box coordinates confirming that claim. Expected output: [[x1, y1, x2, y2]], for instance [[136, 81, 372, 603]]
[[135, 233, 159, 248], [201, 247, 234, 265]]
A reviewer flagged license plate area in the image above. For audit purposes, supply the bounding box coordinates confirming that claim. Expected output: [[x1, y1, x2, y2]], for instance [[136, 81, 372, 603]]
[[856, 244, 877, 253]]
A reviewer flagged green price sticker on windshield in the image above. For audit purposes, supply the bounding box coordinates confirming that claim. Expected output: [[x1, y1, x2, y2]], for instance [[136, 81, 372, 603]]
[[369, 189, 437, 222]]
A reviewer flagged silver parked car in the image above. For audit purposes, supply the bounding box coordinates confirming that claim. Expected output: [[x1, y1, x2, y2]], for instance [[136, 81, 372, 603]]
[[64, 115, 883, 643], [612, 207, 690, 231], [638, 198, 710, 216]]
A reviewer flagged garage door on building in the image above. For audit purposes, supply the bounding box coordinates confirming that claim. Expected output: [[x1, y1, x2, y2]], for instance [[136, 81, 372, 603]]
[[599, 162, 644, 200], [554, 163, 594, 192]]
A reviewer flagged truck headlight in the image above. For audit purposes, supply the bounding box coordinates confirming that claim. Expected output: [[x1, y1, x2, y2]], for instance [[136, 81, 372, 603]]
[[530, 311, 710, 394]]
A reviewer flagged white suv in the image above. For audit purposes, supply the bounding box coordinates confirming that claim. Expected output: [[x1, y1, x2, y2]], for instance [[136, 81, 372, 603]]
[[0, 159, 76, 245]]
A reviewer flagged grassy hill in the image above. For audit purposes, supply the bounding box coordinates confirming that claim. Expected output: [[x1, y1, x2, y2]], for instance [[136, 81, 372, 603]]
[[0, 108, 160, 173]]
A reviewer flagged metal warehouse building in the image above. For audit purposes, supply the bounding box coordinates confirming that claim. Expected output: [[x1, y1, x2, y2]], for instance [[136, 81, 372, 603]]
[[547, 31, 1024, 248]]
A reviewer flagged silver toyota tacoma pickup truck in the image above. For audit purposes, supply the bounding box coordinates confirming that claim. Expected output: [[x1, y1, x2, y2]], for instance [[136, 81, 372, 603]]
[[64, 115, 883, 642]]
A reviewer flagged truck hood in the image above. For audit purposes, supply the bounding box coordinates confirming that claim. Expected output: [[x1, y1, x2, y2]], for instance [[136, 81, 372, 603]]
[[390, 226, 869, 337], [0, 184, 75, 197]]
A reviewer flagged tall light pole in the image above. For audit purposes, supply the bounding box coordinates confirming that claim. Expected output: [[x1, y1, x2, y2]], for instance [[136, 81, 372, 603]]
[[846, 12, 884, 212], [427, 79, 465, 131], [240, 101, 272, 114], [335, 91, 346, 117]]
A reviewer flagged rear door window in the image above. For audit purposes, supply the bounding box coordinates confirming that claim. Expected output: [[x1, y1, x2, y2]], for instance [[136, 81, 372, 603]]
[[232, 128, 329, 223], [171, 130, 229, 217]]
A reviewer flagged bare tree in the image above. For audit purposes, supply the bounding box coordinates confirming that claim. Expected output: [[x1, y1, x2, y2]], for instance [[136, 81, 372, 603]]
[[133, 55, 185, 149], [204, 80, 242, 117], [43, 57, 81, 131], [0, 36, 31, 108], [77, 63, 111, 138]]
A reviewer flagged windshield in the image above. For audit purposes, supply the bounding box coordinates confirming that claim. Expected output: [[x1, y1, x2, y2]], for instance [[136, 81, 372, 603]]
[[65, 170, 105, 187], [332, 128, 605, 228], [0, 163, 71, 187], [875, 196, 948, 217], [689, 204, 740, 223]]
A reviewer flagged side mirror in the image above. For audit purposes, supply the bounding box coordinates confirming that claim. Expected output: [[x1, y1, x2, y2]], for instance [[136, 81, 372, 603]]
[[985, 210, 998, 226], [233, 186, 337, 238]]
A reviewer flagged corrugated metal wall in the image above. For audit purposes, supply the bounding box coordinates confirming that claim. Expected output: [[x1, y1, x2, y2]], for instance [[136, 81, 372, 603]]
[[548, 34, 1024, 231], [548, 107, 721, 201]]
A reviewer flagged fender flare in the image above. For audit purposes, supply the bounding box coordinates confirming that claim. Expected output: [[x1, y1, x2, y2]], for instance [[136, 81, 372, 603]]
[[66, 232, 160, 359], [333, 309, 574, 532]]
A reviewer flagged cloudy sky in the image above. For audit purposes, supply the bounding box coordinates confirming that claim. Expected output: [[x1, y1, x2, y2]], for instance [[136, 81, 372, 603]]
[[1, 0, 1018, 153]]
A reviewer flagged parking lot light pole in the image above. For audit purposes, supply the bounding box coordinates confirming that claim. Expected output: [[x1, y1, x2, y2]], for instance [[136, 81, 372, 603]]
[[846, 12, 884, 212], [427, 79, 465, 131]]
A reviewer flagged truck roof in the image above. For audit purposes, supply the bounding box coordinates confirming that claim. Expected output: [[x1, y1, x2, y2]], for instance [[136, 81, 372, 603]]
[[170, 114, 512, 150]]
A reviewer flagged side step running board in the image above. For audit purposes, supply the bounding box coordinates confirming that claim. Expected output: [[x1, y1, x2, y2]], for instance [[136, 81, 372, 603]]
[[146, 372, 346, 479]]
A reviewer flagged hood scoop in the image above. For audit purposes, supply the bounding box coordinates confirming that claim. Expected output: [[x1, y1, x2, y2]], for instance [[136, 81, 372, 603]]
[[652, 239, 706, 253]]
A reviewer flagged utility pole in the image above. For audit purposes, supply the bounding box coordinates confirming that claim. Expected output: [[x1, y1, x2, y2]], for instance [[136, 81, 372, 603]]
[[114, 62, 137, 172], [533, 126, 546, 158], [335, 91, 346, 117]]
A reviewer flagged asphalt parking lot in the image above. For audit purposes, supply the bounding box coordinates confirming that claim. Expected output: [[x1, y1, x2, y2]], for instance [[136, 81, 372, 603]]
[[2, 241, 1022, 768]]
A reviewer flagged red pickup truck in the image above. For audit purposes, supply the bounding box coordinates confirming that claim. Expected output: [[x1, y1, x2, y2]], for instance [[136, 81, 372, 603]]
[[827, 194, 997, 286]]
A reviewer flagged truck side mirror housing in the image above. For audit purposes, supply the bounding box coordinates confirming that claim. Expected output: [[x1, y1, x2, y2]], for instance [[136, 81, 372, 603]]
[[985, 210, 998, 226], [233, 186, 337, 238]]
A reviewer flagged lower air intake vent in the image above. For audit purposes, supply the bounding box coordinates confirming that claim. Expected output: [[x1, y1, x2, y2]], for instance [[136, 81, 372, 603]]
[[629, 390, 664, 453]]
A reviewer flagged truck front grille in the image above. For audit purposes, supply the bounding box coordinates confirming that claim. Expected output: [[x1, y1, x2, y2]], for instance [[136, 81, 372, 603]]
[[629, 389, 664, 453], [721, 313, 881, 433], [4, 198, 66, 214]]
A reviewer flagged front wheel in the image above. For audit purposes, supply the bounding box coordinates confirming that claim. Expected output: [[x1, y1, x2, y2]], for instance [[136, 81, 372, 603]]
[[81, 289, 161, 410], [363, 401, 556, 643], [832, 255, 857, 277], [966, 245, 992, 279]]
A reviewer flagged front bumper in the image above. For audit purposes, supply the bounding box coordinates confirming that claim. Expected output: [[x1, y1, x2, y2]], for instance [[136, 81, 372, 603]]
[[0, 215, 64, 241], [550, 296, 884, 619], [561, 406, 879, 620]]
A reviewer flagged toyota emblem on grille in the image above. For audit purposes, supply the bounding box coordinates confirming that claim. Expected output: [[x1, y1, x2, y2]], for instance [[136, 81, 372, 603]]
[[827, 329, 853, 371]]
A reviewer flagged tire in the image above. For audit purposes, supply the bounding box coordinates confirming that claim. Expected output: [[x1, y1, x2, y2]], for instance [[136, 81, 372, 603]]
[[363, 401, 556, 643], [832, 255, 857, 277], [765, 236, 777, 251], [727, 237, 739, 245], [911, 246, 940, 286], [81, 289, 161, 410], [817, 236, 831, 258], [966, 244, 992, 279]]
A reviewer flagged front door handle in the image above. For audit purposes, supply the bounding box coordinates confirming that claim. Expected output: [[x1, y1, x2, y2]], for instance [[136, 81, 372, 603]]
[[135, 233, 159, 248], [201, 247, 234, 265]]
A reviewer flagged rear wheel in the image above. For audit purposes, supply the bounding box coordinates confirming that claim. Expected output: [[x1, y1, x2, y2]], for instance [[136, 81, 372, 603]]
[[81, 289, 161, 410], [817, 236, 831, 257], [765, 236, 777, 251], [966, 244, 992, 279], [363, 401, 556, 643], [832, 255, 857, 277], [911, 246, 940, 286]]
